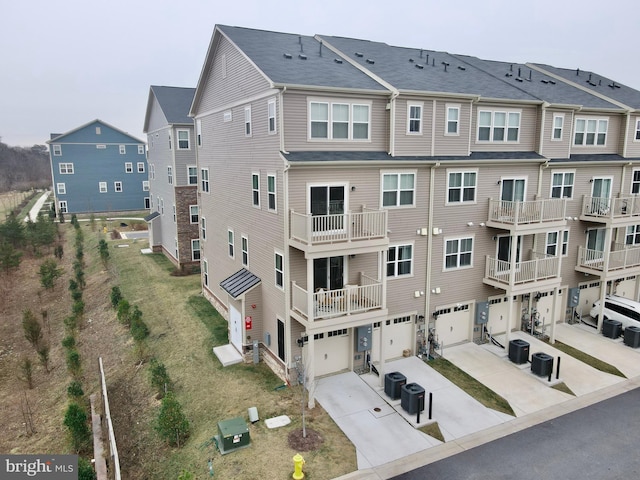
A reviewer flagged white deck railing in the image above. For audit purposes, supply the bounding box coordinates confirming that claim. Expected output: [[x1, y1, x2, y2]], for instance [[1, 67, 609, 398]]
[[290, 209, 387, 245], [581, 195, 640, 219], [485, 254, 560, 285], [488, 198, 566, 225], [577, 245, 640, 271]]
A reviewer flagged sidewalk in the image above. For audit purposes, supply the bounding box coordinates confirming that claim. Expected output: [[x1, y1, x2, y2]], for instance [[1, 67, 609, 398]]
[[23, 190, 50, 222]]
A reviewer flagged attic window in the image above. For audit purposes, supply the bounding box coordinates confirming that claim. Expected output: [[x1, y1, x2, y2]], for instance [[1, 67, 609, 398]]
[[355, 52, 363, 57], [283, 53, 292, 59], [95, 127, 101, 134], [334, 58, 343, 64], [298, 54, 307, 60]]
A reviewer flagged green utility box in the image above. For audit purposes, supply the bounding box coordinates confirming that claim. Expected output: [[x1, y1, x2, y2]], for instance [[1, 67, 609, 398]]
[[216, 417, 250, 454]]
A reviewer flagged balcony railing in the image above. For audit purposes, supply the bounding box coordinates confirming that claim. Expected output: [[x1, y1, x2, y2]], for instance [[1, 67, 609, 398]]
[[581, 195, 640, 220], [291, 274, 383, 321], [488, 198, 566, 226], [485, 253, 560, 285], [290, 208, 387, 246], [577, 244, 640, 271]]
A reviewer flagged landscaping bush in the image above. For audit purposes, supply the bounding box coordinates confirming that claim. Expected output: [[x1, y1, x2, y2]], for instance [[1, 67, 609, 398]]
[[110, 286, 123, 309], [22, 309, 42, 348], [149, 357, 171, 398], [67, 381, 84, 399], [116, 299, 131, 326], [66, 349, 81, 377], [63, 403, 90, 453], [156, 392, 190, 447], [39, 259, 63, 289]]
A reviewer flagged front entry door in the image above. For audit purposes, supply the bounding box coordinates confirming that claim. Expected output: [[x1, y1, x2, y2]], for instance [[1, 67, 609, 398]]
[[313, 256, 344, 291], [229, 305, 243, 352]]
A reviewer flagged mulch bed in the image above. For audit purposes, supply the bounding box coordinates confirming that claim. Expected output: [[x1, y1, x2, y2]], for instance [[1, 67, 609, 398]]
[[287, 428, 323, 451]]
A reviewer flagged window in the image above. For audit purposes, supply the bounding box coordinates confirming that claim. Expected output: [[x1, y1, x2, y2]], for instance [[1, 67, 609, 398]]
[[275, 252, 284, 288], [252, 173, 260, 207], [574, 118, 608, 145], [387, 244, 413, 277], [119, 145, 126, 154], [172, 205, 176, 222], [309, 100, 370, 140], [177, 130, 190, 149], [547, 230, 570, 256], [242, 236, 248, 266], [626, 225, 640, 245], [196, 119, 202, 146], [53, 145, 62, 156], [138, 145, 145, 155], [407, 103, 422, 134], [167, 166, 173, 185], [96, 127, 101, 135], [150, 164, 155, 179], [228, 230, 234, 258], [58, 201, 67, 213], [191, 239, 201, 261], [382, 172, 415, 207], [244, 106, 252, 136], [551, 172, 574, 198], [142, 180, 149, 191], [114, 181, 123, 192], [446, 105, 460, 135], [203, 259, 209, 287], [632, 170, 640, 194], [187, 166, 198, 185], [268, 99, 276, 134], [478, 110, 520, 142], [267, 174, 276, 211], [223, 110, 232, 122], [189, 205, 199, 224], [635, 119, 640, 141], [447, 171, 476, 203], [99, 182, 107, 193], [552, 114, 564, 140], [201, 168, 209, 193], [168, 132, 172, 150], [445, 237, 473, 269], [137, 162, 145, 173], [200, 217, 206, 240], [56, 183, 66, 195], [144, 197, 150, 209], [125, 162, 133, 173], [59, 163, 74, 174]]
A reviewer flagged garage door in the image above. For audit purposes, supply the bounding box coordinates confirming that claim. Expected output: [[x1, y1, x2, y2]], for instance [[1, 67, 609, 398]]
[[488, 296, 519, 335], [579, 281, 602, 315], [370, 316, 414, 362], [435, 306, 471, 347], [314, 329, 350, 377], [614, 277, 638, 301]]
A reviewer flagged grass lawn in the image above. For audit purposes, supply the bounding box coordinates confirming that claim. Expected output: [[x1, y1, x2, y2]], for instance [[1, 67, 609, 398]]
[[546, 340, 626, 378]]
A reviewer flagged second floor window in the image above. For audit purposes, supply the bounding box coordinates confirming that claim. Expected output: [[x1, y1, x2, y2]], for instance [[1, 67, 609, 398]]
[[632, 170, 640, 194], [125, 162, 133, 173], [445, 237, 473, 269], [114, 181, 123, 192], [635, 119, 640, 141], [177, 130, 190, 149], [188, 166, 198, 185], [387, 244, 413, 277], [574, 118, 608, 146], [626, 225, 640, 245], [142, 181, 149, 191], [201, 217, 206, 240], [275, 252, 284, 288], [446, 105, 460, 135], [190, 205, 199, 224], [201, 168, 209, 193], [137, 162, 145, 173], [167, 166, 173, 185], [59, 163, 74, 174], [408, 104, 422, 134], [382, 172, 415, 207], [309, 101, 370, 140], [552, 114, 564, 140], [447, 171, 476, 203], [192, 239, 201, 261], [478, 110, 520, 142], [56, 183, 66, 195], [242, 236, 248, 266], [547, 230, 569, 256], [551, 172, 574, 198], [99, 182, 107, 193], [267, 174, 276, 211], [252, 173, 260, 207], [228, 230, 235, 258]]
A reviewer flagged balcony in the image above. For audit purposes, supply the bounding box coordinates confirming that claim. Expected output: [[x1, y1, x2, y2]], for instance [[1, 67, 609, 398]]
[[576, 244, 640, 279], [291, 273, 385, 325], [486, 198, 567, 233], [579, 195, 640, 226], [483, 252, 561, 293], [289, 208, 388, 255]]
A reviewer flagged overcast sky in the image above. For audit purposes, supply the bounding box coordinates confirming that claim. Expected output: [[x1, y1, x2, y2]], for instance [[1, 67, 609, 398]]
[[1, 0, 639, 147]]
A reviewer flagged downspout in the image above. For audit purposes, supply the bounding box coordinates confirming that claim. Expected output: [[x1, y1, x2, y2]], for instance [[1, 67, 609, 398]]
[[538, 102, 549, 166], [388, 91, 399, 156], [622, 110, 630, 159], [425, 162, 440, 339]]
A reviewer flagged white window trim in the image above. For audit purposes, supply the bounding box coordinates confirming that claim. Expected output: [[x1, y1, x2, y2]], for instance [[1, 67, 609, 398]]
[[445, 104, 461, 136], [477, 109, 521, 143], [59, 163, 74, 174], [307, 98, 372, 141], [172, 205, 176, 223], [380, 170, 417, 209], [268, 99, 277, 134], [573, 117, 609, 146], [228, 229, 235, 259], [407, 102, 423, 135], [189, 205, 199, 224], [138, 145, 145, 154], [99, 182, 107, 193], [56, 183, 66, 195], [177, 129, 190, 150], [446, 169, 477, 205], [125, 162, 133, 173], [119, 145, 126, 154], [167, 166, 173, 185], [52, 145, 62, 156], [386, 242, 415, 279], [58, 200, 68, 213], [443, 236, 474, 271], [142, 180, 149, 191], [203, 259, 209, 287], [267, 173, 277, 212], [634, 118, 640, 142], [632, 169, 640, 194], [551, 113, 564, 141], [191, 239, 201, 261], [241, 235, 249, 267], [201, 168, 209, 193], [187, 165, 198, 185], [550, 170, 575, 199], [244, 106, 252, 137], [252, 172, 261, 208], [201, 217, 206, 241], [196, 119, 202, 147], [114, 181, 123, 192], [274, 251, 284, 290], [137, 162, 145, 173]]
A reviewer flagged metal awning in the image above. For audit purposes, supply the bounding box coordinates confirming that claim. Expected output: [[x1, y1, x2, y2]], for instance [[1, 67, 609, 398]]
[[220, 268, 261, 298]]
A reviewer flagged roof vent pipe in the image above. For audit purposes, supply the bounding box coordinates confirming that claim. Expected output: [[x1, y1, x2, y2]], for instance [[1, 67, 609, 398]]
[[426, 54, 429, 64], [576, 68, 580, 76], [299, 36, 303, 52], [432, 58, 435, 67], [510, 64, 513, 72], [518, 67, 521, 77], [420, 49, 423, 58], [319, 40, 322, 57], [529, 70, 532, 80]]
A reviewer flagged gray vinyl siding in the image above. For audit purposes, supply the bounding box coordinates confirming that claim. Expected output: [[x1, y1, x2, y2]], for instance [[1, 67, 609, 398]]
[[540, 110, 573, 159], [282, 91, 389, 152], [570, 114, 621, 155], [146, 96, 169, 133], [471, 104, 538, 152], [197, 36, 271, 113], [394, 98, 433, 156], [173, 125, 195, 186], [625, 115, 640, 157], [433, 100, 472, 156]]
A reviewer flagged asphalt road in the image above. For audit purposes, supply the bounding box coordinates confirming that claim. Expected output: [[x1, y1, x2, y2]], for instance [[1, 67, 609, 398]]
[[392, 387, 640, 480]]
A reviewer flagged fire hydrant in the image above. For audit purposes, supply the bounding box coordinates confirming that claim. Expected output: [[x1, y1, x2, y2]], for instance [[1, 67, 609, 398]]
[[292, 453, 305, 479]]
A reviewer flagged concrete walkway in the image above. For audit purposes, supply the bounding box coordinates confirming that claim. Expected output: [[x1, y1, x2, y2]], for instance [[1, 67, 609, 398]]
[[23, 190, 50, 222]]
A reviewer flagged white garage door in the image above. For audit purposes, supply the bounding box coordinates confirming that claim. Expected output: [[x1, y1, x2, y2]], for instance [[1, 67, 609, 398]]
[[435, 307, 471, 347], [488, 296, 519, 335], [579, 281, 602, 315], [535, 289, 565, 327], [314, 330, 350, 377], [370, 316, 414, 362], [614, 277, 638, 301]]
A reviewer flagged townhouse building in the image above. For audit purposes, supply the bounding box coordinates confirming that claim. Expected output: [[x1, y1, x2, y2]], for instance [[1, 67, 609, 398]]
[[190, 25, 640, 406], [47, 119, 148, 214], [143, 86, 200, 269]]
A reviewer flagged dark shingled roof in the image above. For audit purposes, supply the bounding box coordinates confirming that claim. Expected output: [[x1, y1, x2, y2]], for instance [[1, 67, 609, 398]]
[[150, 86, 195, 125], [316, 35, 539, 101], [284, 150, 545, 163], [549, 154, 638, 163], [220, 268, 261, 298], [218, 26, 388, 91], [144, 211, 160, 222]]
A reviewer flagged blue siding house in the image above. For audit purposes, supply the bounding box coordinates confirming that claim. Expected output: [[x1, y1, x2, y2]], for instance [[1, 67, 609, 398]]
[[47, 119, 148, 214]]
